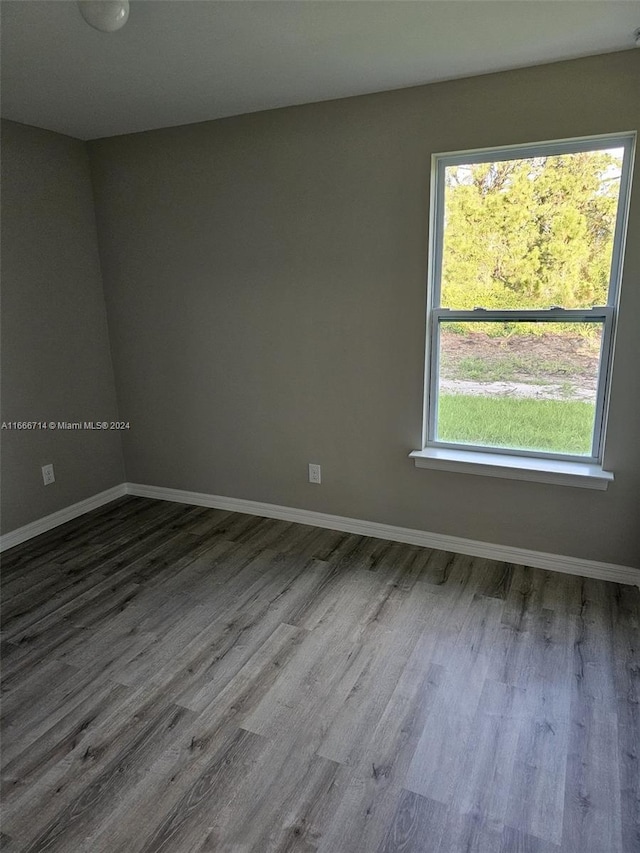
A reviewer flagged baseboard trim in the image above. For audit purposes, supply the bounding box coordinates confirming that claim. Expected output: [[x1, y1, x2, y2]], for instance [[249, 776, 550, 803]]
[[3, 480, 636, 586], [126, 482, 640, 588], [0, 484, 128, 552]]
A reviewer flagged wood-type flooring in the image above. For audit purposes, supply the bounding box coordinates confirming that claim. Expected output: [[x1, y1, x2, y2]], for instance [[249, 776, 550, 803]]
[[1, 496, 638, 852]]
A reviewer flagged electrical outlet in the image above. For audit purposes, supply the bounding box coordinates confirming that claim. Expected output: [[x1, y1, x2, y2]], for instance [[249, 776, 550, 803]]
[[42, 464, 55, 486], [308, 463, 321, 484]]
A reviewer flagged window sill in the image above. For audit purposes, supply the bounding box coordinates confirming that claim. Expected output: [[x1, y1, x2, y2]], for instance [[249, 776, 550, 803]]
[[409, 447, 613, 490]]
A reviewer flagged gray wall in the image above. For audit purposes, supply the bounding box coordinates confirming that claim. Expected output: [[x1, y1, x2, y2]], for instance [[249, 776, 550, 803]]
[[1, 120, 124, 533], [89, 51, 640, 568]]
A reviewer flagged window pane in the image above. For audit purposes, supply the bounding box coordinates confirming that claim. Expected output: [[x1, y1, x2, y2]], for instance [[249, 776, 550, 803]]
[[436, 321, 604, 455], [440, 149, 624, 310]]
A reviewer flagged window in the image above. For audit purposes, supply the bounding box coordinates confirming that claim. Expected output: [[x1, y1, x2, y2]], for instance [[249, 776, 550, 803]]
[[412, 133, 635, 488]]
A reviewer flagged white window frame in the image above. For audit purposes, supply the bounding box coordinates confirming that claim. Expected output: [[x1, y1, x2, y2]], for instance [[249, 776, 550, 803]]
[[413, 132, 636, 483]]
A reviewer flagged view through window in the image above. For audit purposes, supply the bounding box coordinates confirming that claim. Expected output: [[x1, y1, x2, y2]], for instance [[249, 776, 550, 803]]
[[426, 135, 634, 461]]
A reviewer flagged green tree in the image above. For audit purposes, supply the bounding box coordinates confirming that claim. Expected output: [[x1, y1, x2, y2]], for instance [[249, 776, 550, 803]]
[[441, 151, 622, 310]]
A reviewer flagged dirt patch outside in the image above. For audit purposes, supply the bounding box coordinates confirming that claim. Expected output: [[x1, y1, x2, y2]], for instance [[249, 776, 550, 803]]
[[439, 331, 600, 402]]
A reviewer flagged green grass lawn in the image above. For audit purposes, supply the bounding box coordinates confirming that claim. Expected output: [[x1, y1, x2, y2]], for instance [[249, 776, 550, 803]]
[[438, 395, 594, 454]]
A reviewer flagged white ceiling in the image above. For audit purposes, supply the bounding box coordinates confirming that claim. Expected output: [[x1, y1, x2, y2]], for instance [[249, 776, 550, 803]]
[[1, 0, 639, 140]]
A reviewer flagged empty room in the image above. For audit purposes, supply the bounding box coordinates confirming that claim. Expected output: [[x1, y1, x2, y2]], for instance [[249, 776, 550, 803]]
[[1, 2, 639, 851]]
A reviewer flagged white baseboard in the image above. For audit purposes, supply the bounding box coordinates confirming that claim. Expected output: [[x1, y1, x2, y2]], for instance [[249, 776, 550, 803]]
[[126, 482, 640, 588], [2, 480, 636, 587], [0, 484, 127, 552]]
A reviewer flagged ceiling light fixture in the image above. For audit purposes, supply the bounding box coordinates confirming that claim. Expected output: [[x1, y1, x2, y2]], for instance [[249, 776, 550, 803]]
[[78, 0, 129, 33]]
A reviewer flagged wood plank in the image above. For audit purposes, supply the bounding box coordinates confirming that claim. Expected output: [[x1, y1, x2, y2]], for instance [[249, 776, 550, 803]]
[[173, 558, 331, 712], [316, 582, 439, 766], [73, 623, 309, 853], [1, 499, 635, 853], [435, 809, 503, 853], [316, 628, 446, 852], [115, 728, 268, 853], [2, 680, 131, 794], [451, 679, 527, 834], [404, 591, 504, 804], [499, 826, 561, 853], [11, 701, 198, 852], [610, 583, 640, 853], [504, 605, 573, 845], [377, 790, 447, 853], [195, 742, 344, 853], [560, 578, 623, 852], [2, 664, 131, 768]]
